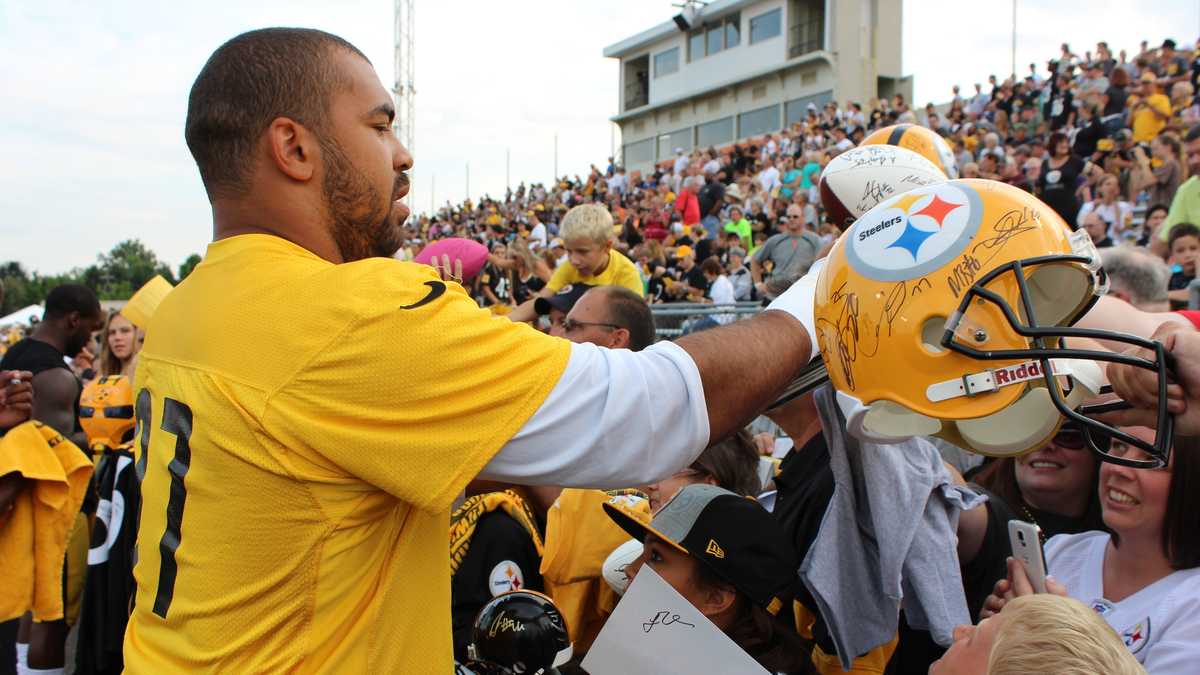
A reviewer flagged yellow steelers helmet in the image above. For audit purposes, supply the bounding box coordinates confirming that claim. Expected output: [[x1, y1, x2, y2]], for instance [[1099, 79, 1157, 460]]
[[79, 375, 136, 452], [813, 179, 1172, 467], [861, 123, 959, 179]]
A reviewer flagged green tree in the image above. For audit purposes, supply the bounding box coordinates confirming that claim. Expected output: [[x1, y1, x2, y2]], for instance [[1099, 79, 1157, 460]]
[[91, 239, 176, 300], [0, 262, 86, 316], [2, 238, 186, 314], [178, 254, 203, 282]]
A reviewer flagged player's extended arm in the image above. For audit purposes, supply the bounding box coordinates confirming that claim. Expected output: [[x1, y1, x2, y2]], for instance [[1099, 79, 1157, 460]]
[[484, 265, 819, 488]]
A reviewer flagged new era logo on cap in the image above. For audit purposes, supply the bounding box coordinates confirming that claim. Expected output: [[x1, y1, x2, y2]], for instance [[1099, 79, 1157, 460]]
[[705, 539, 725, 559]]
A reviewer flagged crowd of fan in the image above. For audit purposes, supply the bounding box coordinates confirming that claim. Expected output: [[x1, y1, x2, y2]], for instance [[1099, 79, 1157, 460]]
[[394, 37, 1200, 319]]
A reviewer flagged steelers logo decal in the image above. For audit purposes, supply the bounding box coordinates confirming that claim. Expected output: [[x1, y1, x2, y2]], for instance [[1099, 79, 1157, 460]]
[[489, 561, 525, 597], [845, 182, 982, 281]]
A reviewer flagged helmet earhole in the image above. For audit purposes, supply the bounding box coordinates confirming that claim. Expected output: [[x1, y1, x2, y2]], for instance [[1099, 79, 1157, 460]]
[[921, 317, 948, 354]]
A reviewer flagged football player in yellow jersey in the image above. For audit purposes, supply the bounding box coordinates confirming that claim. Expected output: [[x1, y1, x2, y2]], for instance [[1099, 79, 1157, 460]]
[[123, 28, 818, 673]]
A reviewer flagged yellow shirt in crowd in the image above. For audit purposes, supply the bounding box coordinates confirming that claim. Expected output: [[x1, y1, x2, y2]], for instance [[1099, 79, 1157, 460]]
[[123, 234, 569, 673], [547, 250, 644, 297], [1131, 93, 1172, 143]]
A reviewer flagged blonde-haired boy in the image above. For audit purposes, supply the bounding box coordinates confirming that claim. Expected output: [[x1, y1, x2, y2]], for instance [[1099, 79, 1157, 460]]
[[508, 204, 644, 323]]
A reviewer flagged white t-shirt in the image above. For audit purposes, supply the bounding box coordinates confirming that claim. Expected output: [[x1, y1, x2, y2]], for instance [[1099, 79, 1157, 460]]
[[1076, 200, 1134, 239], [674, 154, 690, 176], [708, 275, 736, 324], [758, 166, 781, 193], [529, 222, 548, 250], [1045, 531, 1200, 672], [608, 173, 627, 195]]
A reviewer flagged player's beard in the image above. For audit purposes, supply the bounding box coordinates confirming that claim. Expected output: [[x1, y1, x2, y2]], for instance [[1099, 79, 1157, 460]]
[[320, 138, 403, 262]]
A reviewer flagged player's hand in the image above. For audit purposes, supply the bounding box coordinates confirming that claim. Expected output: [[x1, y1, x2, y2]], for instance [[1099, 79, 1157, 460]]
[[0, 370, 34, 430], [431, 254, 464, 284], [1100, 323, 1199, 434]]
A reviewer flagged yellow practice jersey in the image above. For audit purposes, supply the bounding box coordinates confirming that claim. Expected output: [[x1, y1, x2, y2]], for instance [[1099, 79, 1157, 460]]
[[124, 234, 570, 673], [546, 251, 644, 296]]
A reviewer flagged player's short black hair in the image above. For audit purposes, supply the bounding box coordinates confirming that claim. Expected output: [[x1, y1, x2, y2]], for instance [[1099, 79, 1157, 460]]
[[1168, 222, 1200, 250], [184, 27, 369, 200], [596, 286, 655, 352], [1186, 124, 1200, 144], [43, 284, 100, 321]]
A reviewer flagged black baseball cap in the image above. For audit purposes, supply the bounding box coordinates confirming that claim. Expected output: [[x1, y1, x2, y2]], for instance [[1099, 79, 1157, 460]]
[[603, 484, 798, 615], [534, 283, 594, 316]]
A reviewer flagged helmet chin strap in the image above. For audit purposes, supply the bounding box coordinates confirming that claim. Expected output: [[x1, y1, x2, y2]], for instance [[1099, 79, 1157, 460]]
[[839, 359, 1104, 457]]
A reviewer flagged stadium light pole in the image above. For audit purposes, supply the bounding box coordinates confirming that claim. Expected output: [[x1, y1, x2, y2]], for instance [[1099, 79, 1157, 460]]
[[392, 0, 415, 205], [1010, 0, 1017, 81], [466, 162, 470, 202], [554, 133, 559, 180], [506, 147, 511, 192]]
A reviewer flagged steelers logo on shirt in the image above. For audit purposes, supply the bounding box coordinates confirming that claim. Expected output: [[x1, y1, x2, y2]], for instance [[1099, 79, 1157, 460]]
[[1120, 618, 1151, 655], [489, 561, 525, 597]]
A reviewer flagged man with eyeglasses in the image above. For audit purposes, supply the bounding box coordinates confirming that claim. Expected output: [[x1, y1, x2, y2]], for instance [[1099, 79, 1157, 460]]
[[750, 204, 823, 300], [560, 286, 656, 352]]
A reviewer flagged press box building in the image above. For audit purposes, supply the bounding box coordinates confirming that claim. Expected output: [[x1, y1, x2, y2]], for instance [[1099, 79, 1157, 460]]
[[604, 0, 911, 172]]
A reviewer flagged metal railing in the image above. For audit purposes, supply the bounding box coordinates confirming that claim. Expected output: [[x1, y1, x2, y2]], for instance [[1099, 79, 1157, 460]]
[[650, 302, 762, 338], [787, 19, 823, 59]]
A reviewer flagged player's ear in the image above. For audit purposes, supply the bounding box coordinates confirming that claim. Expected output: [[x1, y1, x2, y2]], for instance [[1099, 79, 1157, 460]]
[[265, 117, 317, 183]]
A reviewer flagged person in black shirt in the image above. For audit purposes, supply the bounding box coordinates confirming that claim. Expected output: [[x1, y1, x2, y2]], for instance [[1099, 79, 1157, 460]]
[[1102, 67, 1131, 133], [1044, 74, 1075, 131], [697, 175, 726, 235], [0, 284, 101, 447], [1036, 132, 1091, 227], [1071, 103, 1106, 159], [0, 284, 102, 675]]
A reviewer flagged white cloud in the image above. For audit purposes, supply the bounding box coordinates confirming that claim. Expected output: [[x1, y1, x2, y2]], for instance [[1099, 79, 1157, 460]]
[[3, 0, 1197, 274]]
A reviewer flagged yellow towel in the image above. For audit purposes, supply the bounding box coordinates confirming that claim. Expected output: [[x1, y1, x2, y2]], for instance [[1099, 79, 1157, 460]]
[[0, 421, 94, 622]]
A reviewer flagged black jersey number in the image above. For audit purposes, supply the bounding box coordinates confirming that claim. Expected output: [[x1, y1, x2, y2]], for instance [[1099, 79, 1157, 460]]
[[135, 389, 193, 619]]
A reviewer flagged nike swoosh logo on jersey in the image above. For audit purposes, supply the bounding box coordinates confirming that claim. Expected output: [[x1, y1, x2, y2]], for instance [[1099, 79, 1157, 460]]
[[399, 281, 446, 310]]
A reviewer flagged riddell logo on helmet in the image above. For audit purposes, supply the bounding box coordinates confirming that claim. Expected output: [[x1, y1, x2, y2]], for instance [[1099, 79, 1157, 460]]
[[993, 361, 1041, 385], [991, 360, 1050, 387]]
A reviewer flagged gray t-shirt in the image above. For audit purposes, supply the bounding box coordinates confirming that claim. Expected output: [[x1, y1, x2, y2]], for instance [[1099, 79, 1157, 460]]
[[753, 231, 822, 282]]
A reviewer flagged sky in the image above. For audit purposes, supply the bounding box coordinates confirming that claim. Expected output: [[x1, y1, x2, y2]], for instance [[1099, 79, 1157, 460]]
[[2, 1, 1197, 274]]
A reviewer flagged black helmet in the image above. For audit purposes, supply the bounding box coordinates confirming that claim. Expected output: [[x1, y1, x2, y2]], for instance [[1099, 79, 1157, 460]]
[[468, 590, 572, 675]]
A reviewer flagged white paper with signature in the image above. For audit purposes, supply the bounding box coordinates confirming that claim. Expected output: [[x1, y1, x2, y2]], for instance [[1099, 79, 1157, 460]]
[[581, 566, 770, 675]]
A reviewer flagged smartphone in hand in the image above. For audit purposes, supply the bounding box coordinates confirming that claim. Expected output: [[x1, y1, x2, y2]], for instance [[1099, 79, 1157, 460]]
[[1008, 520, 1048, 593]]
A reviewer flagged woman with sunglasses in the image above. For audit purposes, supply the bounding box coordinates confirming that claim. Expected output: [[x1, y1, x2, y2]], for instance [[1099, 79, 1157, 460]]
[[981, 429, 1200, 671], [957, 422, 1106, 620]]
